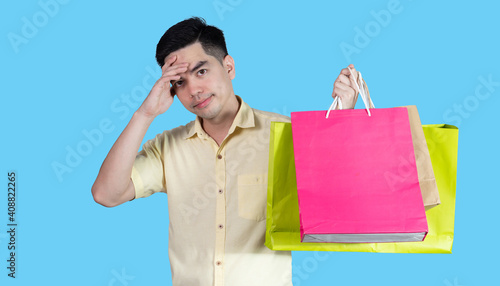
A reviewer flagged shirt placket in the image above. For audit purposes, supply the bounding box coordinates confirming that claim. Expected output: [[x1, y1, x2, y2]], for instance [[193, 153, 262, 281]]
[[214, 144, 226, 286]]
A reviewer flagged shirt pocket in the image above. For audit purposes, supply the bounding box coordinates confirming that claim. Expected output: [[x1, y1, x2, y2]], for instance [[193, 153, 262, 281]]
[[237, 174, 268, 221]]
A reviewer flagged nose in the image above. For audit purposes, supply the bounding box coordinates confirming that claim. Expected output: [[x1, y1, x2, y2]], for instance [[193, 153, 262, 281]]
[[187, 80, 203, 98]]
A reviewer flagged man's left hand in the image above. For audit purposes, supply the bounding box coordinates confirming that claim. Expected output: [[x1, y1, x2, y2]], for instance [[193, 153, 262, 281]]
[[331, 64, 359, 109]]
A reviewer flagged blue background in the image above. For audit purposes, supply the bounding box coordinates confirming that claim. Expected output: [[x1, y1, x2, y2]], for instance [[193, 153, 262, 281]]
[[1, 0, 498, 285]]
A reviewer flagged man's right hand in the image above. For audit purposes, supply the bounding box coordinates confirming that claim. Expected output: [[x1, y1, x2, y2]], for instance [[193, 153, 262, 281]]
[[92, 55, 188, 208], [137, 55, 188, 119]]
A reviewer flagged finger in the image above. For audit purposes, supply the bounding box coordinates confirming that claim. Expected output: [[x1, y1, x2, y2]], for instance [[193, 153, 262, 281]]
[[166, 55, 177, 66], [334, 81, 355, 93], [333, 82, 356, 99], [161, 55, 182, 73], [340, 64, 355, 75], [161, 56, 175, 73], [341, 66, 359, 94], [155, 74, 181, 91], [335, 74, 351, 85], [162, 64, 188, 77], [340, 65, 358, 82], [343, 64, 355, 73], [162, 63, 188, 77]]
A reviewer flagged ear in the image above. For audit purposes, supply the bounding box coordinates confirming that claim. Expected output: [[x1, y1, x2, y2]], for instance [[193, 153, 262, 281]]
[[223, 55, 235, 80]]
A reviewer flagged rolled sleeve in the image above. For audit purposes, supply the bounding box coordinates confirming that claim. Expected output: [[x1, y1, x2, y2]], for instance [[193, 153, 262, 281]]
[[131, 132, 167, 198]]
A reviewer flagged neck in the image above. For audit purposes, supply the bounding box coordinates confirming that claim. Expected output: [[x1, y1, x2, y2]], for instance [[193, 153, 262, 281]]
[[201, 96, 240, 145]]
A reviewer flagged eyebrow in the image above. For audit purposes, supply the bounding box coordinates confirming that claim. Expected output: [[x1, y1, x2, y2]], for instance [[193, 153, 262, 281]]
[[189, 61, 208, 74], [171, 60, 208, 85]]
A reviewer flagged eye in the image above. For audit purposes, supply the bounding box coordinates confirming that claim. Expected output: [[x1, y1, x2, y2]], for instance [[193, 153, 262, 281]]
[[174, 80, 184, 87], [197, 69, 207, 76]]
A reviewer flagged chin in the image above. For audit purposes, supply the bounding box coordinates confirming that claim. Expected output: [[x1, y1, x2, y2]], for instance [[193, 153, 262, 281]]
[[197, 112, 217, 120], [197, 107, 222, 120]]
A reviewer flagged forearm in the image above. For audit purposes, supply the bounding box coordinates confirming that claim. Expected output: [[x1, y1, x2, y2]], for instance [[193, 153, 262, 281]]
[[91, 110, 155, 206]]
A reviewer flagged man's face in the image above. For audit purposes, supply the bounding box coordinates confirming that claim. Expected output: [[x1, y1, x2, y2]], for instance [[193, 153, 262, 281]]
[[166, 42, 236, 121]]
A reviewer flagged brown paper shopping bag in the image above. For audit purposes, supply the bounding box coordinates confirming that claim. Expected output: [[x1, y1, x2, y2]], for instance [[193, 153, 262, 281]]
[[406, 105, 440, 209]]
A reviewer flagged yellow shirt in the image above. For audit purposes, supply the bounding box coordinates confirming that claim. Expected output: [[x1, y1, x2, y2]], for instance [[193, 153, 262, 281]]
[[131, 97, 292, 286]]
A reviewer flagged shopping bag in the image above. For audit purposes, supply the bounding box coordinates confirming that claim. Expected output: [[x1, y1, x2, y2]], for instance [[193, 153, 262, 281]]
[[331, 74, 440, 210], [265, 122, 458, 253], [291, 107, 428, 243], [406, 106, 440, 210]]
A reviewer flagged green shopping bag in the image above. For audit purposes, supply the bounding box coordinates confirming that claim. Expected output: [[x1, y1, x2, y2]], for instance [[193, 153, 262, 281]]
[[265, 122, 458, 253]]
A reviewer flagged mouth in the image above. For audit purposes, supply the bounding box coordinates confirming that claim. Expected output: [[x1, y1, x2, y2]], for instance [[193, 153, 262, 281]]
[[192, 95, 214, 109]]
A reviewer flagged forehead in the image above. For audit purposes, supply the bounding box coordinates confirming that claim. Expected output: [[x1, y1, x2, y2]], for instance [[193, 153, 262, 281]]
[[164, 42, 215, 66]]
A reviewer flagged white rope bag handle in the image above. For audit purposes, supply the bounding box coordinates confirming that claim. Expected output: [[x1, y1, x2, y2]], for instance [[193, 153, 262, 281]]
[[326, 67, 374, 118]]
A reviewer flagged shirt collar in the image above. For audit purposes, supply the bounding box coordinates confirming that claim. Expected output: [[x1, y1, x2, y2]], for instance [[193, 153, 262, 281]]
[[184, 95, 255, 140]]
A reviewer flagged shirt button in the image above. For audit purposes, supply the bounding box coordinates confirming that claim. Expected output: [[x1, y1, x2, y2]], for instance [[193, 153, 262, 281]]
[[218, 224, 224, 229], [216, 261, 222, 266], [218, 189, 223, 194], [217, 154, 222, 159]]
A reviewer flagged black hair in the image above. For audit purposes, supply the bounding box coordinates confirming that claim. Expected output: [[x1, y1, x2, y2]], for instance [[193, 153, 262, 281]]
[[155, 17, 229, 67]]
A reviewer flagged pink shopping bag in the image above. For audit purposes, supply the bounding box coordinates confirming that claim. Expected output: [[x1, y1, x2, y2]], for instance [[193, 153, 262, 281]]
[[291, 77, 429, 244], [291, 107, 428, 243]]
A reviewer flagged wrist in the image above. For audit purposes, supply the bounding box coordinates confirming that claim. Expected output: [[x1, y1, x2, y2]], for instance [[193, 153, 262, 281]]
[[134, 109, 156, 124]]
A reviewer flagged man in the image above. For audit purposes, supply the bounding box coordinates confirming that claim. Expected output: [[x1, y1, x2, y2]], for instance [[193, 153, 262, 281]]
[[91, 17, 359, 286]]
